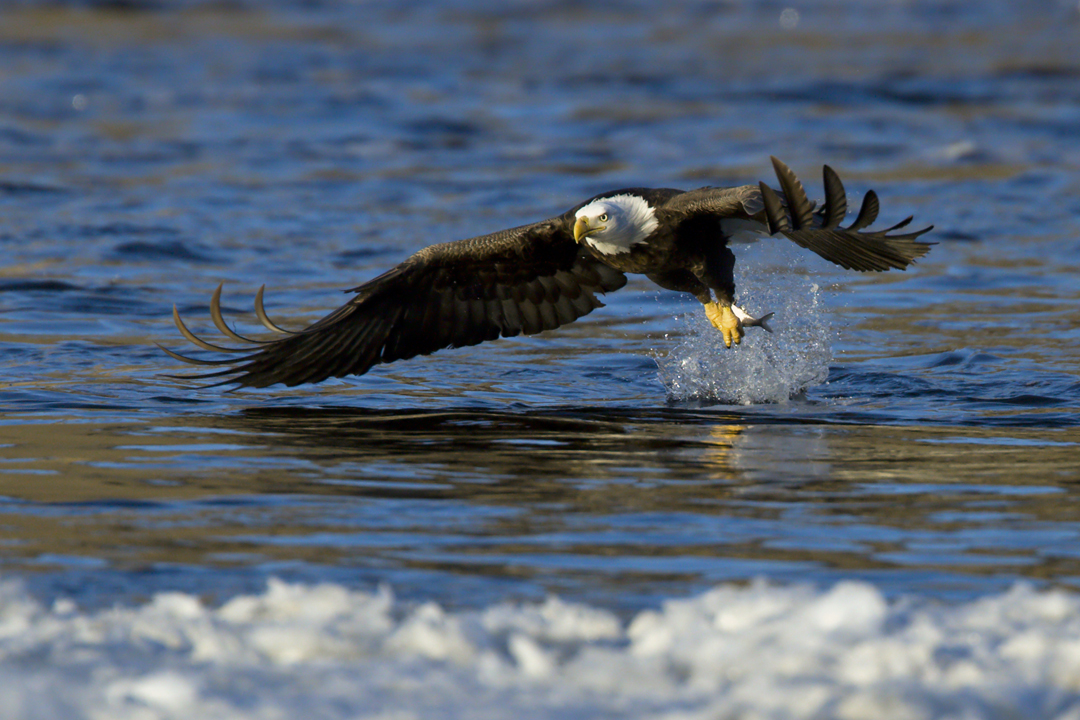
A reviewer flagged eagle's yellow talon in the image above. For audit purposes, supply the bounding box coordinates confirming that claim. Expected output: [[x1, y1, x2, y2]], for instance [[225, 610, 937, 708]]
[[704, 302, 743, 348]]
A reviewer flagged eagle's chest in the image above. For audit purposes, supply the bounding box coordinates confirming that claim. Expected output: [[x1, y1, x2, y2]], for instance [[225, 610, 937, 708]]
[[587, 220, 717, 275], [584, 228, 679, 274]]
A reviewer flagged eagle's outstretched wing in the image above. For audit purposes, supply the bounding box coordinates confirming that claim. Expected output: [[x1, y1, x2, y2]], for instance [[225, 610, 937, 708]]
[[161, 218, 627, 388], [662, 157, 933, 271]]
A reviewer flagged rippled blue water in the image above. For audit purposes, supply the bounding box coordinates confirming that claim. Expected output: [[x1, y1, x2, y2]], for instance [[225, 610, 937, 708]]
[[1, 0, 1079, 624]]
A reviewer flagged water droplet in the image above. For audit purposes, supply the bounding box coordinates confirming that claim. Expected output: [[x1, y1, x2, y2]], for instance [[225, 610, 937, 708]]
[[779, 8, 800, 30], [656, 250, 836, 405]]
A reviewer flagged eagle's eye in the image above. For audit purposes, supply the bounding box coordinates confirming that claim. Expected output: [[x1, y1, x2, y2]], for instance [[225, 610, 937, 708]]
[[599, 213, 609, 222]]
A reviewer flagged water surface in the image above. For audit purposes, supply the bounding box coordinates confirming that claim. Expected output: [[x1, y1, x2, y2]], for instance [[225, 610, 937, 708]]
[[2, 1, 1080, 717]]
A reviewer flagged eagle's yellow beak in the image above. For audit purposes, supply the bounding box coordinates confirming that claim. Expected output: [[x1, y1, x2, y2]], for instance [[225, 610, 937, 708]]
[[573, 215, 602, 243]]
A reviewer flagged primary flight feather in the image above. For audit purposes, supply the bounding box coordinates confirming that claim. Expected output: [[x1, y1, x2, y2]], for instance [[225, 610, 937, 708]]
[[162, 157, 932, 388]]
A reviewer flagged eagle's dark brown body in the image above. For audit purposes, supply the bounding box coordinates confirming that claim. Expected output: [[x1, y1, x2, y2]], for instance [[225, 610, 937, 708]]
[[162, 158, 932, 388]]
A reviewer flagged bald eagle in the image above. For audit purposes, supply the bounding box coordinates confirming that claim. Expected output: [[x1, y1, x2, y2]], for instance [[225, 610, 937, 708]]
[[162, 157, 932, 388]]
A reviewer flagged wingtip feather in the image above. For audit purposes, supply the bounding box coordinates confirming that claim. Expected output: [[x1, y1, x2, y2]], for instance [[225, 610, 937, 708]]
[[758, 181, 790, 234], [172, 304, 247, 354], [210, 283, 270, 345], [821, 165, 847, 229], [848, 190, 881, 231], [255, 285, 295, 335], [770, 157, 814, 230]]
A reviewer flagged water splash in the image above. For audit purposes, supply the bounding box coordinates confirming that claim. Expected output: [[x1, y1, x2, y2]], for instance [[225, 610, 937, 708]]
[[656, 256, 837, 405]]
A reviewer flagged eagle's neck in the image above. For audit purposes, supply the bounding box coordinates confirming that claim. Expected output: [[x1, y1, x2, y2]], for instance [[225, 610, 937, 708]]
[[585, 194, 659, 256]]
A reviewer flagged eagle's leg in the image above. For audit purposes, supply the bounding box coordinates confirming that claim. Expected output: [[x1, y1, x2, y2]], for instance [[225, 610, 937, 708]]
[[646, 258, 743, 348], [703, 300, 743, 348], [700, 244, 742, 348]]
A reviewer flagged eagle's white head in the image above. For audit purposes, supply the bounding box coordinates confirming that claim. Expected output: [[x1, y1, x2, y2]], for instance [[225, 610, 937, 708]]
[[573, 194, 659, 256]]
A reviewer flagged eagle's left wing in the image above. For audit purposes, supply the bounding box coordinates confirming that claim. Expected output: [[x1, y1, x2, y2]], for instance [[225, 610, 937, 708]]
[[160, 218, 627, 388], [662, 157, 933, 271]]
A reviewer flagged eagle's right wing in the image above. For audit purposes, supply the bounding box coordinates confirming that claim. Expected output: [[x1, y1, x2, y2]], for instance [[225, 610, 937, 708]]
[[663, 157, 934, 272], [161, 218, 627, 388]]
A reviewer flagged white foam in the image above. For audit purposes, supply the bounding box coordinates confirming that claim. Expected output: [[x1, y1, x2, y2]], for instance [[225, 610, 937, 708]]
[[4, 576, 1080, 719]]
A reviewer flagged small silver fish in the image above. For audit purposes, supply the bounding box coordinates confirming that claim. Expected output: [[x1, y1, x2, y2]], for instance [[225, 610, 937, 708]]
[[732, 304, 774, 333]]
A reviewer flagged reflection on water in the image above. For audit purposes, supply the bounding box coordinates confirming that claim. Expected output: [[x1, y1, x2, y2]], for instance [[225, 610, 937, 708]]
[[3, 407, 1078, 611]]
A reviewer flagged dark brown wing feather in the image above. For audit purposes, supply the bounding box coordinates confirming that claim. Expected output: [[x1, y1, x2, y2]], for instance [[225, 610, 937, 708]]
[[662, 157, 933, 272], [162, 218, 627, 388]]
